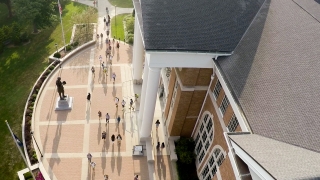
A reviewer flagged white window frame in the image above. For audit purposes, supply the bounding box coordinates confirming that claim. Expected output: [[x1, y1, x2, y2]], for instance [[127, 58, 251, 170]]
[[194, 111, 214, 166], [227, 114, 239, 132], [200, 145, 226, 180], [219, 95, 229, 116], [213, 80, 222, 99]]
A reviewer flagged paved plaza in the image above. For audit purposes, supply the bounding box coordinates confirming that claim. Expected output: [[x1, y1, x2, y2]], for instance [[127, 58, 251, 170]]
[[32, 1, 176, 179]]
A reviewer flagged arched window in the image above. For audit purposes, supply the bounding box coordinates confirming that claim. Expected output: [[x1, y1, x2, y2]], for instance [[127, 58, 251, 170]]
[[194, 112, 214, 165], [201, 145, 226, 180]]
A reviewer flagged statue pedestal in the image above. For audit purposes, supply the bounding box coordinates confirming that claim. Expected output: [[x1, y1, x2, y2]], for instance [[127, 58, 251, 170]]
[[55, 95, 73, 111]]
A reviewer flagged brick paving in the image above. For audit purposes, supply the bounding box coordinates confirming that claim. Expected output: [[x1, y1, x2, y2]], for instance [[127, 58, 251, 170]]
[[32, 0, 176, 179]]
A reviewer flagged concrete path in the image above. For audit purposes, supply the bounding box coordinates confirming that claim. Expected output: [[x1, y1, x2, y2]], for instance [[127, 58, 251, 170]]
[[32, 0, 176, 180]]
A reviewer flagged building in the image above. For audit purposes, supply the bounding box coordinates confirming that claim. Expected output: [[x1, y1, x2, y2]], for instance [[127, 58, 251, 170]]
[[132, 0, 320, 179]]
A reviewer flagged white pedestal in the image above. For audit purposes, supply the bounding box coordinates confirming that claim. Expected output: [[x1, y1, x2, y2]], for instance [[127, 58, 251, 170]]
[[55, 95, 73, 111]]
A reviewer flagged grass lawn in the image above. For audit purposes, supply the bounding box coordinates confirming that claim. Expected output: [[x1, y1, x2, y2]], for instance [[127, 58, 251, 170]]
[[0, 2, 96, 179], [108, 0, 133, 8], [111, 14, 129, 42]]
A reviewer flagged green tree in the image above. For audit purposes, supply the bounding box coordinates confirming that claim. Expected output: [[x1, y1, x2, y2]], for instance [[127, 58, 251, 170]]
[[0, 28, 5, 53], [175, 137, 196, 164], [13, 0, 57, 33], [11, 22, 21, 45], [0, 0, 13, 18]]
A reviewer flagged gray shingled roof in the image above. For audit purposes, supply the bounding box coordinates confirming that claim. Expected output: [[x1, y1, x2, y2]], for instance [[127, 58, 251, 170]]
[[140, 0, 265, 52], [229, 134, 320, 180], [217, 0, 320, 153]]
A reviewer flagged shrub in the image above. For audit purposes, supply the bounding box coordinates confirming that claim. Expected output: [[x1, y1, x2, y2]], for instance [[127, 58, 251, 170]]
[[20, 32, 29, 43], [11, 22, 22, 45], [175, 138, 196, 164], [54, 52, 61, 58], [32, 150, 38, 161], [126, 18, 134, 34], [24, 172, 32, 179], [128, 36, 133, 45], [49, 65, 55, 70], [28, 106, 34, 110], [132, 9, 135, 17], [72, 41, 79, 46], [66, 45, 72, 51], [2, 25, 11, 41], [32, 94, 37, 99]]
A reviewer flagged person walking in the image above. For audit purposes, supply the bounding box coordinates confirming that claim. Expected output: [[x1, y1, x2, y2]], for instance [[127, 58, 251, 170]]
[[111, 134, 115, 144], [156, 142, 160, 150], [87, 93, 91, 102], [91, 66, 95, 77], [102, 131, 106, 140], [105, 113, 110, 124], [98, 110, 102, 120], [134, 175, 139, 180], [155, 120, 160, 130], [115, 97, 119, 107], [129, 99, 133, 110], [121, 99, 126, 109], [116, 41, 120, 49], [102, 61, 105, 69], [161, 142, 165, 149], [90, 161, 96, 169], [112, 72, 116, 82], [99, 55, 102, 64], [87, 153, 92, 162], [104, 17, 106, 23], [117, 116, 121, 124], [109, 55, 113, 65], [104, 174, 109, 180], [101, 33, 103, 40], [116, 134, 122, 145], [134, 94, 139, 102]]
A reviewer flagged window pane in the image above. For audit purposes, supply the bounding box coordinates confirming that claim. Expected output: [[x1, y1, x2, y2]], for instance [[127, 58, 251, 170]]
[[204, 114, 209, 123], [212, 165, 217, 176], [209, 156, 215, 167], [213, 81, 222, 99], [214, 148, 221, 158], [199, 150, 205, 163], [200, 124, 204, 132], [202, 131, 207, 142], [217, 153, 225, 166], [205, 141, 210, 150], [227, 114, 239, 132], [219, 95, 229, 115], [206, 118, 213, 132]]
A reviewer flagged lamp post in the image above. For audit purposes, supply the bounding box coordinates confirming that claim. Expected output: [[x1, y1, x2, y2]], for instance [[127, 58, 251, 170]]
[[55, 43, 58, 54], [30, 131, 43, 157]]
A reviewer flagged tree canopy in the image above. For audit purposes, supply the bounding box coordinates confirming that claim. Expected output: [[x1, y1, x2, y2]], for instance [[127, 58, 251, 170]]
[[13, 0, 57, 32]]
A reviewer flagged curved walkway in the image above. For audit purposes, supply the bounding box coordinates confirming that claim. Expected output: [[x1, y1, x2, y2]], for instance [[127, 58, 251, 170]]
[[32, 0, 175, 180]]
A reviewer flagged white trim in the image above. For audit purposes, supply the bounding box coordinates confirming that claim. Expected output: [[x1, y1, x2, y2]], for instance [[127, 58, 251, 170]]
[[209, 91, 227, 132], [223, 132, 241, 180], [215, 68, 250, 132], [230, 140, 275, 180], [146, 51, 230, 68], [191, 64, 216, 137]]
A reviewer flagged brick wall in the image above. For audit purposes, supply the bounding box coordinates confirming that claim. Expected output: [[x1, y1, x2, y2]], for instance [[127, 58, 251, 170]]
[[180, 117, 197, 137], [196, 68, 213, 86]]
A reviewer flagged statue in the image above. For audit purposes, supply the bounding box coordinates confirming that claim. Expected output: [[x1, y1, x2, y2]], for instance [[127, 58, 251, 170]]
[[56, 77, 67, 100]]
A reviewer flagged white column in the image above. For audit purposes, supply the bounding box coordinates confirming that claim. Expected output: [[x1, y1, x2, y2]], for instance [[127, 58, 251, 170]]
[[140, 67, 161, 139], [133, 19, 144, 82], [138, 63, 149, 127]]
